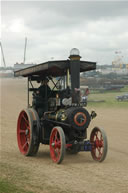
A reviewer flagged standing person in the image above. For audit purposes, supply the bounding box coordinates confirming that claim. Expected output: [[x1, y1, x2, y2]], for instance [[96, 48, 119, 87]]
[[34, 78, 51, 116], [38, 78, 51, 99]]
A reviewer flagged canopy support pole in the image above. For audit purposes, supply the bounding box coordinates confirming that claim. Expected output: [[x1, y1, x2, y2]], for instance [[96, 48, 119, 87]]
[[27, 77, 30, 108]]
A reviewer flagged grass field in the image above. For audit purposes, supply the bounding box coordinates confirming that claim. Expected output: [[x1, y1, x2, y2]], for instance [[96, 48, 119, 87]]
[[88, 86, 128, 108]]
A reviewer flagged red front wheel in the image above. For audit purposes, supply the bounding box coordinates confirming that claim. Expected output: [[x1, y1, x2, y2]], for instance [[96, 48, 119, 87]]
[[17, 109, 39, 156], [50, 126, 65, 164], [90, 127, 108, 162]]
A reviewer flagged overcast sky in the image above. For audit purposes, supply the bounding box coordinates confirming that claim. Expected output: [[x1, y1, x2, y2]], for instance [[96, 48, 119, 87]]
[[1, 1, 128, 67]]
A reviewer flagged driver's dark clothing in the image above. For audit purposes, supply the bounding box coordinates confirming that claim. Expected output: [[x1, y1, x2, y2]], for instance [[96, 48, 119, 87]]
[[36, 84, 51, 116], [38, 84, 51, 98], [33, 83, 51, 117]]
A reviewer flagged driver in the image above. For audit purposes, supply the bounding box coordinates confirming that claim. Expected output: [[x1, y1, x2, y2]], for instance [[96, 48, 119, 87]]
[[38, 78, 51, 99]]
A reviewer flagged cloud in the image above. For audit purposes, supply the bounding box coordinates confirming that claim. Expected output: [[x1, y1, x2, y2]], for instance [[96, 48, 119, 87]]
[[1, 1, 128, 66]]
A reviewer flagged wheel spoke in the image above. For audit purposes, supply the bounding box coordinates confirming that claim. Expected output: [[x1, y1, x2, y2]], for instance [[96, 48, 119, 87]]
[[95, 131, 98, 138], [56, 148, 60, 156], [26, 136, 30, 143], [55, 131, 58, 141], [100, 140, 103, 147], [97, 147, 102, 154], [19, 129, 26, 134], [22, 115, 29, 126], [56, 141, 61, 148], [54, 147, 60, 159], [22, 141, 28, 150]]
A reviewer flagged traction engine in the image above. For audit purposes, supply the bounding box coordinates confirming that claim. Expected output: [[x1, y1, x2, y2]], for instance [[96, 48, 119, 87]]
[[15, 48, 108, 164]]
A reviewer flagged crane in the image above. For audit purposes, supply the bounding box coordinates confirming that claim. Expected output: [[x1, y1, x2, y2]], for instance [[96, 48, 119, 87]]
[[0, 42, 6, 67], [23, 37, 27, 64]]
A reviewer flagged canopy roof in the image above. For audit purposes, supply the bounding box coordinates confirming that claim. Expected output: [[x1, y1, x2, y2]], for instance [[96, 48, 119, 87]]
[[14, 59, 96, 78]]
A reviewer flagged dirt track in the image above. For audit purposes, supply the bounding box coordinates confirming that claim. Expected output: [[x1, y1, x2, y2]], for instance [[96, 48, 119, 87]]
[[0, 78, 128, 193]]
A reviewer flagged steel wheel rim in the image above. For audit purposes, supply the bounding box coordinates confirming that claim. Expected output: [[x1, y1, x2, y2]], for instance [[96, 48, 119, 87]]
[[50, 128, 61, 163], [17, 110, 31, 155], [91, 129, 104, 161]]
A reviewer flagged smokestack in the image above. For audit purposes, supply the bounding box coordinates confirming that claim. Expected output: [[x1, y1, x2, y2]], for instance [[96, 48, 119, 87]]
[[69, 48, 81, 104]]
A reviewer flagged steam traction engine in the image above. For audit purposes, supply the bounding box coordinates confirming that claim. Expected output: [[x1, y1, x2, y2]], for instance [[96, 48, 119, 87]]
[[15, 48, 108, 164]]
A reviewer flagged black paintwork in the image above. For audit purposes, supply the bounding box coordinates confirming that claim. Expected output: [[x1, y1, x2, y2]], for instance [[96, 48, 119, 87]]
[[14, 57, 96, 145]]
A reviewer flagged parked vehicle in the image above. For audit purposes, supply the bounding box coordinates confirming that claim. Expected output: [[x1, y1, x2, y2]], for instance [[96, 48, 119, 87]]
[[116, 93, 128, 101]]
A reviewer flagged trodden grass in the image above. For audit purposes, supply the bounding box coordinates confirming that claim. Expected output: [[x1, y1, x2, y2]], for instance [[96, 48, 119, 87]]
[[0, 162, 71, 193], [0, 179, 34, 193]]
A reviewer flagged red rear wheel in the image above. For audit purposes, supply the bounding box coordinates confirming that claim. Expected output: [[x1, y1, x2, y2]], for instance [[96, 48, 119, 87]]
[[17, 109, 39, 156], [90, 127, 108, 162], [50, 126, 65, 164]]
